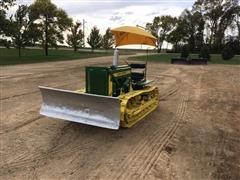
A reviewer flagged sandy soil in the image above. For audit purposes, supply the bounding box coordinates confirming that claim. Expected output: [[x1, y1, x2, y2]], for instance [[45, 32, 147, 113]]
[[1, 56, 240, 180]]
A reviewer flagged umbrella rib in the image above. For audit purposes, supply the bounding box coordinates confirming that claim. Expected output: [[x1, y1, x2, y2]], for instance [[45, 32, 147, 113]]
[[116, 33, 128, 47]]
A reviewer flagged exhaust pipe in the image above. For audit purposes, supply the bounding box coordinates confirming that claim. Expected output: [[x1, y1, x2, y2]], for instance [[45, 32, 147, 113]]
[[113, 48, 119, 66]]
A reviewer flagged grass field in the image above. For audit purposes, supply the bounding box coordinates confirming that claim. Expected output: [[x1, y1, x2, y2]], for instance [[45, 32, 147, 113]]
[[0, 48, 113, 65], [128, 53, 240, 65], [1, 48, 239, 65]]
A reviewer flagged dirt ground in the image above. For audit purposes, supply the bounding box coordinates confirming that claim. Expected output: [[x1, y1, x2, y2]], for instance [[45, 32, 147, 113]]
[[1, 56, 240, 180]]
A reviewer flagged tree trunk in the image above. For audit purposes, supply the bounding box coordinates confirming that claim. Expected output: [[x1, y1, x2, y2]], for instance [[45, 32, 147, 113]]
[[209, 22, 216, 49], [45, 42, 48, 56], [74, 45, 77, 53], [17, 29, 21, 57], [175, 42, 178, 52], [237, 23, 240, 40], [158, 42, 163, 53], [18, 46, 21, 57], [45, 17, 48, 56], [17, 35, 21, 58], [209, 31, 213, 48]]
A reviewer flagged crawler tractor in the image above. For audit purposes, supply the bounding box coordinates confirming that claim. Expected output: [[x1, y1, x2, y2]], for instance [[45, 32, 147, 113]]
[[39, 26, 159, 129]]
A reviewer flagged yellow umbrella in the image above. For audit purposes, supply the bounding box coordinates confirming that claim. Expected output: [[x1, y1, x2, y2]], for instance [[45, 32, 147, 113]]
[[111, 26, 157, 47]]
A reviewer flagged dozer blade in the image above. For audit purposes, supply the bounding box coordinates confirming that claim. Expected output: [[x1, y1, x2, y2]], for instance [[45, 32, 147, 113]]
[[39, 86, 120, 129]]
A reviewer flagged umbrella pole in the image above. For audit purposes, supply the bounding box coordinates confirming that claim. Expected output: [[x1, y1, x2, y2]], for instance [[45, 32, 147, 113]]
[[145, 48, 149, 80], [113, 48, 119, 67]]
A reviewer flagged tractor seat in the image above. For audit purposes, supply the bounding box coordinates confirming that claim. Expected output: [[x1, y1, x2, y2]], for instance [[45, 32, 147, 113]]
[[129, 63, 146, 68], [132, 72, 145, 81]]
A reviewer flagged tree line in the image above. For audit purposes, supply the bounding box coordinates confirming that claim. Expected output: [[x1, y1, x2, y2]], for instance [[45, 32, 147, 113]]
[[0, 0, 114, 57], [146, 0, 240, 55], [1, 0, 239, 58]]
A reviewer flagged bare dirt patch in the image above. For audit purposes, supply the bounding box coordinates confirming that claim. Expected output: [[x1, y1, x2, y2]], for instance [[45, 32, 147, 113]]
[[1, 57, 240, 179]]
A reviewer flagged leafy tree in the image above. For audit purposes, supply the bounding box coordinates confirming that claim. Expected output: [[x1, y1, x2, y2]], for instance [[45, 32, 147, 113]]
[[87, 26, 102, 52], [0, 0, 15, 10], [165, 9, 205, 53], [27, 23, 42, 46], [67, 21, 84, 52], [29, 0, 72, 56], [194, 0, 240, 50], [146, 15, 177, 53], [222, 44, 235, 60], [102, 28, 114, 52], [225, 37, 240, 54], [166, 18, 188, 51], [181, 45, 189, 58], [237, 20, 240, 40], [0, 39, 11, 48], [199, 44, 211, 60], [234, 13, 240, 40], [179, 9, 205, 52], [10, 5, 29, 57], [0, 0, 15, 44]]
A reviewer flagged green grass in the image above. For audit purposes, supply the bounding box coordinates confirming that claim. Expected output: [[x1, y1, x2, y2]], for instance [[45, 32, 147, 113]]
[[0, 48, 112, 65], [207, 54, 240, 65], [1, 48, 239, 65], [128, 53, 240, 65]]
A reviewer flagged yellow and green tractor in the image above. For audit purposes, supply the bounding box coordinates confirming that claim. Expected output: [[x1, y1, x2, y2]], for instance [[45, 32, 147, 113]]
[[39, 26, 159, 129]]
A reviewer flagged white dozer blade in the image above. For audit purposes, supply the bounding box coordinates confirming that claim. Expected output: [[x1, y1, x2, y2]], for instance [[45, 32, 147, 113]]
[[39, 86, 120, 129]]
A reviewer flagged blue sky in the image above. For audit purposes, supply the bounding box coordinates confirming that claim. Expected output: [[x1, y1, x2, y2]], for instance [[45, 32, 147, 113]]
[[11, 0, 196, 48]]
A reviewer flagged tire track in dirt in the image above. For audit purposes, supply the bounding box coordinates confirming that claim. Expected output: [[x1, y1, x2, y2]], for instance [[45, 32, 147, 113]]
[[0, 73, 34, 79], [1, 80, 85, 134], [104, 74, 181, 179], [0, 115, 42, 134], [1, 59, 112, 87], [1, 79, 81, 100], [107, 126, 169, 179], [1, 90, 39, 101], [138, 95, 188, 179], [210, 129, 227, 170], [107, 94, 188, 180], [0, 123, 96, 175], [121, 95, 188, 180], [206, 86, 238, 179], [0, 123, 72, 174], [0, 60, 110, 80], [160, 88, 178, 100], [149, 74, 181, 100], [102, 74, 182, 180]]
